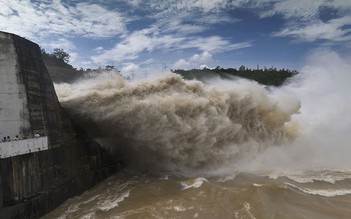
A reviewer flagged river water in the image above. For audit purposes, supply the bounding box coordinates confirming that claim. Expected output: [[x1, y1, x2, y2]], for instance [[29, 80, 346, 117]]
[[45, 50, 351, 218], [43, 170, 351, 218]]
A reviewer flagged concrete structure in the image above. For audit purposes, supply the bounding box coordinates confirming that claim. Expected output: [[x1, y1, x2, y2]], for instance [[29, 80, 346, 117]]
[[0, 137, 48, 159], [0, 31, 119, 218], [0, 33, 30, 139]]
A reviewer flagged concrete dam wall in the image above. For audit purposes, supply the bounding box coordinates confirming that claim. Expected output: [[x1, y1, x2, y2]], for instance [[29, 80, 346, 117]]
[[0, 32, 119, 218]]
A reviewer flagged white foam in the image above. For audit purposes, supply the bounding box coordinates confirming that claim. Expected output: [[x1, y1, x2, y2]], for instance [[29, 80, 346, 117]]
[[287, 175, 340, 184], [286, 183, 351, 197], [82, 195, 100, 204], [181, 178, 207, 190], [81, 212, 96, 219], [217, 174, 236, 182], [98, 190, 130, 211], [266, 171, 282, 180], [159, 175, 169, 180], [286, 176, 314, 183], [265, 170, 351, 184], [173, 205, 187, 212], [58, 201, 80, 218], [243, 202, 256, 219]]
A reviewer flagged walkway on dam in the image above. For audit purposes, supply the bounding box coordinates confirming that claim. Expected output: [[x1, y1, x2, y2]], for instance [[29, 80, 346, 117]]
[[0, 137, 48, 158]]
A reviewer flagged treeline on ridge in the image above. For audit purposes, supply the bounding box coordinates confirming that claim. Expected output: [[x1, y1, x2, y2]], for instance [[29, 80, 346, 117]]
[[41, 48, 118, 83], [172, 66, 298, 86]]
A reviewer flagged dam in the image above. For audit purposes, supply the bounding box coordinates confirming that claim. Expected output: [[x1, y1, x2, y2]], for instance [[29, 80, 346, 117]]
[[0, 31, 119, 218]]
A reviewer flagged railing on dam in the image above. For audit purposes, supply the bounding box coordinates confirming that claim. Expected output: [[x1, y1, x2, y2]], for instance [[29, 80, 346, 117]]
[[0, 137, 48, 158]]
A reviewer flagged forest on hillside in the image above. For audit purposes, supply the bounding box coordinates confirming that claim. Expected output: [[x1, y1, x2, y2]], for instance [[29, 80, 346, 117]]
[[41, 48, 118, 83], [172, 66, 298, 86]]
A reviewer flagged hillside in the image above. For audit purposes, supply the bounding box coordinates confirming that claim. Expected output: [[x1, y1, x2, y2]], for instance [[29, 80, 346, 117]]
[[41, 49, 84, 83], [173, 66, 298, 86]]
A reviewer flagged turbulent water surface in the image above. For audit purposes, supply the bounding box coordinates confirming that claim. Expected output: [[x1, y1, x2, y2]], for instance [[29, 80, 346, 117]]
[[43, 171, 351, 219], [44, 51, 351, 218]]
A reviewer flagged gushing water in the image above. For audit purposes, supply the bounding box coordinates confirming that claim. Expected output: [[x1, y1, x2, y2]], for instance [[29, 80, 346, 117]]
[[55, 71, 299, 175], [237, 49, 351, 174], [47, 50, 351, 218], [55, 49, 351, 176]]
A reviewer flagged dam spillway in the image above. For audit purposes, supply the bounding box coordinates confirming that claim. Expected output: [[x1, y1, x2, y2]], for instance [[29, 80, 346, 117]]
[[0, 31, 119, 218]]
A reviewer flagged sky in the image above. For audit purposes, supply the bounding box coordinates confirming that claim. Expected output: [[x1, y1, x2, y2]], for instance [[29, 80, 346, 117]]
[[0, 0, 351, 76]]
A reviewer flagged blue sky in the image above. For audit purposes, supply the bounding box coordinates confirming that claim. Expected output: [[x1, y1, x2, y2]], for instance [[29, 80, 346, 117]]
[[1, 0, 350, 76]]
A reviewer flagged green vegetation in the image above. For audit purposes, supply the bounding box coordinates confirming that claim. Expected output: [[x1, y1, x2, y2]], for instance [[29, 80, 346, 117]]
[[41, 48, 82, 83], [41, 48, 119, 83], [41, 48, 73, 69], [172, 65, 298, 86]]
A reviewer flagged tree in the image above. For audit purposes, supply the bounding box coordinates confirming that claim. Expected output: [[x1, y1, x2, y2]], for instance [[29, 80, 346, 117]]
[[52, 48, 70, 63], [239, 65, 246, 71], [40, 48, 47, 55], [105, 65, 115, 70], [172, 66, 298, 87]]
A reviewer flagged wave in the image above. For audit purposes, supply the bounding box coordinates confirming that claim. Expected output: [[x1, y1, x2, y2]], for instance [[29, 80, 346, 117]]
[[97, 190, 130, 212], [285, 183, 351, 197], [265, 170, 351, 184], [180, 178, 208, 190]]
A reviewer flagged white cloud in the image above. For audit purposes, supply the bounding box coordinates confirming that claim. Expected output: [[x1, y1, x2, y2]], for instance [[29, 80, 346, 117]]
[[96, 0, 351, 46], [87, 1, 251, 66], [0, 1, 14, 16], [259, 0, 322, 19], [151, 11, 207, 37], [41, 38, 80, 64], [195, 13, 238, 25], [90, 19, 251, 64], [4, 0, 348, 70], [180, 36, 252, 52], [200, 64, 210, 69], [91, 27, 251, 64], [326, 0, 351, 10], [190, 51, 213, 63], [68, 52, 79, 64], [1, 0, 251, 69], [81, 61, 93, 66], [150, 4, 239, 38], [121, 63, 140, 73], [173, 59, 192, 69], [141, 59, 155, 65], [173, 51, 214, 70], [45, 38, 77, 51], [0, 0, 126, 41], [144, 0, 250, 13], [275, 16, 351, 42], [91, 27, 175, 63], [94, 47, 104, 53], [257, 0, 351, 43]]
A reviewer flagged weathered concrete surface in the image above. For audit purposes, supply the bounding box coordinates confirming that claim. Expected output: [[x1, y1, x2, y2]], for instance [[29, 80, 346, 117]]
[[11, 33, 76, 147], [0, 32, 119, 218], [0, 125, 118, 218], [0, 137, 48, 158], [0, 32, 31, 139]]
